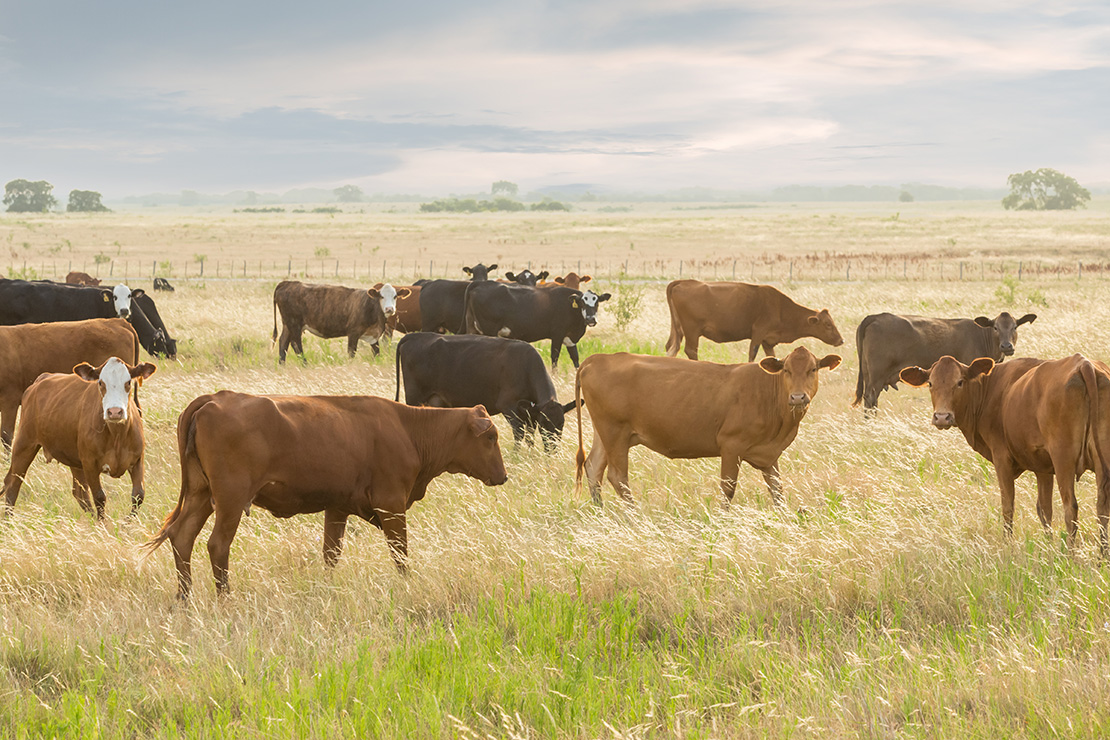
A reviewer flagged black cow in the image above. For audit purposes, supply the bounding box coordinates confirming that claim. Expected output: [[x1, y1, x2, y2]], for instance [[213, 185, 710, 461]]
[[419, 262, 499, 334], [854, 312, 1037, 412], [504, 269, 549, 286], [395, 333, 575, 451], [463, 283, 611, 368], [0, 279, 142, 325], [130, 293, 178, 359], [153, 277, 175, 292]]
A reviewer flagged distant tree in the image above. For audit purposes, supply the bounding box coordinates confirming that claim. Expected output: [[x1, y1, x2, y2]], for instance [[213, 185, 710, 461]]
[[180, 190, 201, 207], [898, 190, 914, 203], [492, 180, 519, 197], [1002, 168, 1090, 211], [4, 179, 57, 213], [66, 189, 111, 212], [334, 184, 364, 202]]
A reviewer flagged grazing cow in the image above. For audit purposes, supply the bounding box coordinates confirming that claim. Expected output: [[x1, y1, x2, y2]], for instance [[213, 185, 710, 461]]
[[395, 333, 576, 451], [65, 271, 101, 287], [548, 273, 591, 290], [464, 283, 611, 368], [575, 347, 841, 505], [0, 279, 142, 324], [377, 283, 422, 339], [900, 355, 1110, 549], [419, 263, 499, 334], [855, 312, 1037, 412], [0, 319, 140, 449], [130, 292, 178, 359], [504, 269, 549, 286], [153, 277, 175, 292], [144, 392, 507, 599], [1, 358, 156, 519], [664, 280, 843, 362], [272, 280, 408, 362]]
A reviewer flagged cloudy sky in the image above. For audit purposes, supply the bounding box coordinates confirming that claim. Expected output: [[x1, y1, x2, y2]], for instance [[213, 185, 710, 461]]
[[1, 0, 1108, 197]]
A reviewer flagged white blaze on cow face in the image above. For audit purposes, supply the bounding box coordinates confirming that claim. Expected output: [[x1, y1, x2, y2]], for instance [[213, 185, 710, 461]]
[[377, 284, 399, 316], [74, 357, 157, 424], [577, 290, 612, 327], [112, 284, 134, 318]]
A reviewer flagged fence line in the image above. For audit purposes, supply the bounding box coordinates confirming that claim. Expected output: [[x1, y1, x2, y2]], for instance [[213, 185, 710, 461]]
[[9, 257, 1106, 286]]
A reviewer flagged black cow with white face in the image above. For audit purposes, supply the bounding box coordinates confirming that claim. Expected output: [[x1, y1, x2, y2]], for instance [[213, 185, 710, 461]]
[[463, 283, 611, 368], [395, 333, 575, 451], [419, 262, 499, 334], [0, 279, 143, 325], [504, 269, 549, 286]]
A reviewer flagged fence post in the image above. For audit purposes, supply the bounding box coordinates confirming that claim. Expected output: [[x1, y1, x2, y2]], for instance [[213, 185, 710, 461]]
[[1018, 261, 1023, 280], [903, 260, 907, 279], [846, 263, 851, 281], [152, 260, 156, 278], [732, 259, 737, 279], [110, 260, 114, 277], [789, 261, 793, 281], [1079, 262, 1083, 279], [959, 262, 963, 280]]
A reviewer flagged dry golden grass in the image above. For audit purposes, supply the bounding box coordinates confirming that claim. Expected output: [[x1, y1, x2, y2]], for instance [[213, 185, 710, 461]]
[[3, 203, 1110, 737]]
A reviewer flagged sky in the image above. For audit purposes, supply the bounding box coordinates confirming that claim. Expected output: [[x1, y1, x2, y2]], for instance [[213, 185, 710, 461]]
[[1, 0, 1108, 197]]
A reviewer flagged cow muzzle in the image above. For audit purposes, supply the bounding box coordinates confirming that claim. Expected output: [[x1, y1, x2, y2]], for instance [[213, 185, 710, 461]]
[[788, 393, 810, 408], [105, 407, 127, 423], [585, 316, 597, 327], [487, 472, 508, 486], [118, 308, 130, 319], [384, 307, 396, 316], [932, 411, 956, 429], [1000, 344, 1015, 356]]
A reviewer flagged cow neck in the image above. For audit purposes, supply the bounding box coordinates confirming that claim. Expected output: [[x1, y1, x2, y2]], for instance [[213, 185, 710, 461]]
[[404, 406, 459, 480], [956, 375, 989, 451], [767, 373, 805, 436], [979, 324, 1001, 359]]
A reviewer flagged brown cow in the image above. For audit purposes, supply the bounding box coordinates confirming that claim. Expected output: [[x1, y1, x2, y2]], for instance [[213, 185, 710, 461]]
[[272, 280, 410, 362], [665, 280, 843, 362], [575, 347, 841, 505], [1, 357, 156, 519], [900, 354, 1110, 549], [375, 283, 422, 339], [65, 271, 101, 287], [541, 273, 592, 290], [0, 319, 140, 448], [144, 392, 507, 599]]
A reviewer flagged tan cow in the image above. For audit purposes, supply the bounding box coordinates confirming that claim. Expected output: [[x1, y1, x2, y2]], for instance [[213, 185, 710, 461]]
[[550, 273, 591, 290], [65, 271, 101, 286], [1, 358, 156, 519], [0, 319, 140, 448], [575, 347, 840, 505], [272, 280, 410, 362], [144, 392, 507, 600], [665, 280, 843, 362], [900, 354, 1110, 549]]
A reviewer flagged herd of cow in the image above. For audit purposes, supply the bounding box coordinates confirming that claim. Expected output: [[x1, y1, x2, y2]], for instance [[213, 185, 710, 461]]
[[1, 261, 1105, 602]]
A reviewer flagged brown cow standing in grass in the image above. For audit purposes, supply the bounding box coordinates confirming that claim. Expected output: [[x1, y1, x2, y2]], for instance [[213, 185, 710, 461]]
[[900, 354, 1110, 549], [575, 347, 841, 505], [144, 392, 508, 600], [272, 280, 409, 362], [855, 311, 1036, 412], [665, 280, 843, 362], [1, 357, 156, 519], [65, 271, 101, 286], [0, 319, 140, 448]]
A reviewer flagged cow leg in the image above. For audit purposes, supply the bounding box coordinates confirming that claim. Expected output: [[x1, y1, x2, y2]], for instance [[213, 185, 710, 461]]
[[347, 334, 360, 358], [128, 455, 145, 515], [747, 338, 761, 363], [1053, 466, 1080, 547], [1035, 470, 1054, 536], [323, 509, 349, 566], [566, 344, 580, 369], [603, 441, 634, 503], [290, 328, 306, 362], [1, 439, 40, 513], [1097, 473, 1110, 557], [505, 412, 527, 447], [167, 492, 215, 601], [550, 341, 563, 369], [82, 469, 108, 521], [759, 464, 785, 507], [0, 398, 18, 450], [995, 461, 1018, 537], [719, 453, 740, 508], [583, 442, 608, 505], [684, 333, 700, 361], [378, 509, 408, 573], [69, 467, 94, 513], [207, 504, 245, 596], [278, 326, 292, 364], [760, 341, 777, 358]]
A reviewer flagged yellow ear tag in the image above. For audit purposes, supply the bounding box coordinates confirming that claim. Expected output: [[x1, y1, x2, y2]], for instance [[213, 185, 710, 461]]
[[103, 294, 110, 302], [572, 299, 579, 308]]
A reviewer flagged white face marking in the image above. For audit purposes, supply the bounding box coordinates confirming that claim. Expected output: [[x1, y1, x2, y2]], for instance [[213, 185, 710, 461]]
[[97, 358, 132, 423], [579, 290, 601, 322], [112, 284, 133, 317], [377, 284, 398, 316]]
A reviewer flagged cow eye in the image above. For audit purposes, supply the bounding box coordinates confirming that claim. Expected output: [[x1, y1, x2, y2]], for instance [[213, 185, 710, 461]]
[[956, 379, 964, 388]]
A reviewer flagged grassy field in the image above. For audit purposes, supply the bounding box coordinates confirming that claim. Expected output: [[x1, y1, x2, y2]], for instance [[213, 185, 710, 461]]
[[3, 202, 1110, 737]]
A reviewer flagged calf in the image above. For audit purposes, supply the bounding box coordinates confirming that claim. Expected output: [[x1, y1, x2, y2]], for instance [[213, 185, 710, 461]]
[[1, 358, 156, 519], [66, 271, 101, 287], [576, 347, 840, 505], [144, 392, 507, 599], [272, 280, 407, 362], [395, 333, 576, 451], [464, 283, 611, 368], [153, 277, 175, 292], [900, 354, 1110, 549]]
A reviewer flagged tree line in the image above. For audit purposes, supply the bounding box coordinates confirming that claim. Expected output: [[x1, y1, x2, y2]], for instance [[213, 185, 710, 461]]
[[3, 180, 109, 213]]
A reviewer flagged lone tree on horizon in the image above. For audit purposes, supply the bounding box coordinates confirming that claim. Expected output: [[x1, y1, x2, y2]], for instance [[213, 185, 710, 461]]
[[67, 189, 111, 212], [4, 179, 57, 213], [333, 184, 364, 202], [492, 180, 519, 197], [1002, 168, 1090, 211]]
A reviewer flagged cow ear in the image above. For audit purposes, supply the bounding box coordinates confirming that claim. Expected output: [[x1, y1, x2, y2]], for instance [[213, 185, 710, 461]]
[[366, 288, 382, 299], [759, 357, 785, 374], [469, 406, 495, 436], [462, 266, 473, 275], [1017, 313, 1037, 326], [899, 366, 930, 387], [973, 316, 994, 328], [807, 315, 819, 325], [554, 276, 565, 284], [130, 362, 157, 381], [100, 289, 112, 303], [73, 362, 100, 381], [967, 357, 995, 379], [581, 275, 592, 283], [516, 399, 535, 417], [598, 293, 611, 302], [818, 355, 842, 371], [396, 288, 412, 299], [131, 288, 145, 298], [537, 271, 549, 280], [561, 400, 577, 413], [488, 264, 498, 271], [505, 272, 516, 281]]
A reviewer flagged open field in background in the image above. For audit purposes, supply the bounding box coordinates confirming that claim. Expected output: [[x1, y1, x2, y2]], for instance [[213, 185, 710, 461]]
[[3, 205, 1110, 737]]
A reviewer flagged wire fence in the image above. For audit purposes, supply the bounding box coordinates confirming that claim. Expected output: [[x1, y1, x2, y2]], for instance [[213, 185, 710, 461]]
[[9, 255, 1108, 286]]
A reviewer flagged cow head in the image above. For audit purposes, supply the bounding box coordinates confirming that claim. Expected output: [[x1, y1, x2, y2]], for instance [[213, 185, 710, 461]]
[[759, 347, 841, 410], [554, 273, 591, 290], [446, 405, 508, 486], [370, 284, 411, 317], [106, 284, 142, 318], [973, 312, 1036, 358], [505, 269, 549, 286], [73, 357, 157, 424], [462, 263, 498, 281], [571, 290, 612, 327], [516, 399, 578, 452], [899, 356, 994, 430], [807, 308, 844, 347]]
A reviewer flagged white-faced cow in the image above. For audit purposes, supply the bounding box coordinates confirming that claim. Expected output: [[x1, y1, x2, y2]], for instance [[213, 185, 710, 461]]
[[419, 263, 499, 334], [272, 280, 409, 362], [664, 280, 843, 362], [0, 279, 143, 325], [464, 283, 611, 368], [575, 347, 840, 505], [1, 357, 156, 519], [395, 333, 576, 451], [855, 312, 1036, 412]]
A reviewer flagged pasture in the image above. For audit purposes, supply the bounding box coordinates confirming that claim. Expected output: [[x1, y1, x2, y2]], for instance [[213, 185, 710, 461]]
[[3, 202, 1110, 738]]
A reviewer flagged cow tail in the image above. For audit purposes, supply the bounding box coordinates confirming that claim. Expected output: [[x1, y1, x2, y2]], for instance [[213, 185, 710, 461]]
[[394, 337, 404, 402], [664, 281, 683, 357], [1080, 360, 1110, 508], [852, 314, 878, 407], [272, 291, 279, 345], [142, 396, 210, 556], [575, 366, 585, 491], [461, 282, 477, 335]]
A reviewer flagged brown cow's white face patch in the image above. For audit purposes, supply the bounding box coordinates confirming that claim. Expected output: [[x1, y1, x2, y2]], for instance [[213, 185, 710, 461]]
[[376, 284, 399, 316], [74, 357, 157, 424]]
